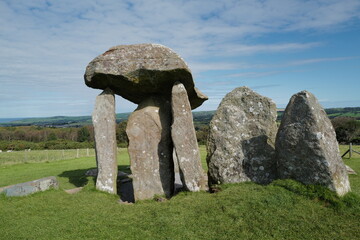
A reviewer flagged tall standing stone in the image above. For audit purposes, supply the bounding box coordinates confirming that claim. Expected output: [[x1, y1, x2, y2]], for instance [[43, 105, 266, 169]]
[[276, 90, 350, 196], [171, 82, 207, 191], [92, 88, 117, 194], [126, 96, 174, 201], [207, 87, 278, 185]]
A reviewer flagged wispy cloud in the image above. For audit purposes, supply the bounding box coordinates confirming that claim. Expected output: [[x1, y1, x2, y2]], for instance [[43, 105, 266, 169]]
[[250, 84, 281, 90], [0, 0, 359, 117], [226, 71, 282, 79], [283, 56, 360, 66]]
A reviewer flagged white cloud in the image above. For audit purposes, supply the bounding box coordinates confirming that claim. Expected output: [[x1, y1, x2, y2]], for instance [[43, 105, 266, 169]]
[[0, 0, 359, 117]]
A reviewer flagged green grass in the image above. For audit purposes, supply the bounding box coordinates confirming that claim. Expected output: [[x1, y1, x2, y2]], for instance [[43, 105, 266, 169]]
[[0, 148, 96, 166], [0, 146, 359, 239], [0, 148, 129, 189]]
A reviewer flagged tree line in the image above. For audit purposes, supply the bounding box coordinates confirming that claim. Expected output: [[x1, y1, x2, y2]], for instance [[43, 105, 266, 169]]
[[0, 115, 358, 151]]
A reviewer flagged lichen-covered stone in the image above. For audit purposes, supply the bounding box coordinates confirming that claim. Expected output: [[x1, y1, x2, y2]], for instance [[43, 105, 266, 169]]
[[171, 82, 207, 191], [84, 43, 207, 109], [276, 90, 350, 196], [92, 89, 118, 194], [207, 87, 277, 185], [0, 176, 58, 197], [345, 165, 357, 175], [126, 96, 174, 201]]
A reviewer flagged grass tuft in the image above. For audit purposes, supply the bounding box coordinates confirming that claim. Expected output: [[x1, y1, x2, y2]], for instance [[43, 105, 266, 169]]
[[270, 179, 360, 210]]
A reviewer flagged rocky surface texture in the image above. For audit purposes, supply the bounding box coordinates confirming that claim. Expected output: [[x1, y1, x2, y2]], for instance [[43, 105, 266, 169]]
[[275, 90, 350, 196], [84, 43, 208, 109], [345, 165, 357, 175], [207, 87, 278, 185], [92, 89, 118, 194], [85, 43, 208, 200], [126, 96, 174, 201], [0, 176, 58, 197], [85, 169, 130, 178], [171, 82, 207, 191]]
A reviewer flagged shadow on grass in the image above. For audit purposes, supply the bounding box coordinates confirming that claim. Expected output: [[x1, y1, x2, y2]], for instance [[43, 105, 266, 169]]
[[58, 168, 94, 187], [59, 165, 135, 203]]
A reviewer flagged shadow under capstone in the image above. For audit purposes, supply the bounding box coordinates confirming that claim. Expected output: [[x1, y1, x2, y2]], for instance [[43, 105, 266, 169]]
[[117, 178, 135, 203]]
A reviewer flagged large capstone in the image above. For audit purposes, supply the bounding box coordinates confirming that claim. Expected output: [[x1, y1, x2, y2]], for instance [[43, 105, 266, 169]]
[[207, 87, 278, 185], [84, 43, 208, 109], [92, 89, 118, 194], [126, 96, 174, 201], [275, 90, 350, 196], [171, 82, 207, 191]]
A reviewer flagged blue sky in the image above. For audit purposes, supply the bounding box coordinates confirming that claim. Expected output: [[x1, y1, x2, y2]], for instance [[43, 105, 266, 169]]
[[0, 0, 360, 118]]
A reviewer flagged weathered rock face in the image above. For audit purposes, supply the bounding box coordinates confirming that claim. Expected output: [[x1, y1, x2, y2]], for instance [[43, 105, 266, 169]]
[[84, 43, 208, 109], [126, 96, 174, 201], [92, 89, 118, 194], [171, 82, 207, 191], [345, 165, 357, 175], [275, 91, 350, 196], [207, 87, 278, 185], [0, 176, 58, 197]]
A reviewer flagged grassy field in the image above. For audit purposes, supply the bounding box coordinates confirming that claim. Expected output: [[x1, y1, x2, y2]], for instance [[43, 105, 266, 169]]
[[0, 148, 96, 166], [0, 146, 359, 239]]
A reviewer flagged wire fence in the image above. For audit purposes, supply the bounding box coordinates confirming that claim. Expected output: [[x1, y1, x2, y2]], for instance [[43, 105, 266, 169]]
[[0, 148, 96, 165]]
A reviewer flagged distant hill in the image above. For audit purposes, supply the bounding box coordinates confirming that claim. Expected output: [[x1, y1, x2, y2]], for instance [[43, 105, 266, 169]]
[[0, 118, 23, 123], [0, 107, 359, 127], [277, 107, 360, 121], [0, 113, 131, 127]]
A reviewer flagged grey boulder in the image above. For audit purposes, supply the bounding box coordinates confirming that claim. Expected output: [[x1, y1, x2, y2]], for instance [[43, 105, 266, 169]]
[[275, 90, 350, 196], [207, 86, 278, 185], [0, 176, 58, 197]]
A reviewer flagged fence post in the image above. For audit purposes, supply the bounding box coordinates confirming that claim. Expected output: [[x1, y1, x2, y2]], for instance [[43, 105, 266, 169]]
[[349, 143, 352, 159], [24, 150, 27, 162]]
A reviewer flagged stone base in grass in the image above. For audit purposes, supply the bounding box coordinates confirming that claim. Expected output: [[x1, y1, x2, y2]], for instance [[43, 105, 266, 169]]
[[0, 176, 58, 197]]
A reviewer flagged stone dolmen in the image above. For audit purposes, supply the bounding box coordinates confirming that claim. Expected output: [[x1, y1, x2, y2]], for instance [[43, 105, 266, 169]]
[[84, 44, 350, 200], [85, 44, 208, 201]]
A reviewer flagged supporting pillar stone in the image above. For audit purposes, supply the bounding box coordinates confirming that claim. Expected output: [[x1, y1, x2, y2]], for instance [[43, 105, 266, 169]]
[[126, 96, 174, 201], [92, 88, 117, 194], [171, 82, 207, 191]]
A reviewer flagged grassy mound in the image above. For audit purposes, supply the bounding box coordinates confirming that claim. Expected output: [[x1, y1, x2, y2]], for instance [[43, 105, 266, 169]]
[[0, 146, 359, 240]]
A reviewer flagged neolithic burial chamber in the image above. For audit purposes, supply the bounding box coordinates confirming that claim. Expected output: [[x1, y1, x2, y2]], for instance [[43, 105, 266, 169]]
[[84, 44, 208, 201]]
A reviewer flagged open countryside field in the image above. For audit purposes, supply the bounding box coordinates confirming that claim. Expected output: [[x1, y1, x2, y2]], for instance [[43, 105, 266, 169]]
[[0, 148, 96, 166], [0, 145, 359, 239]]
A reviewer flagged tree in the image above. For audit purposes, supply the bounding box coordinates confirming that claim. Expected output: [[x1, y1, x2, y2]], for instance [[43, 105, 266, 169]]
[[116, 121, 128, 147], [331, 117, 360, 144], [48, 132, 57, 141], [196, 125, 209, 145], [77, 127, 91, 142]]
